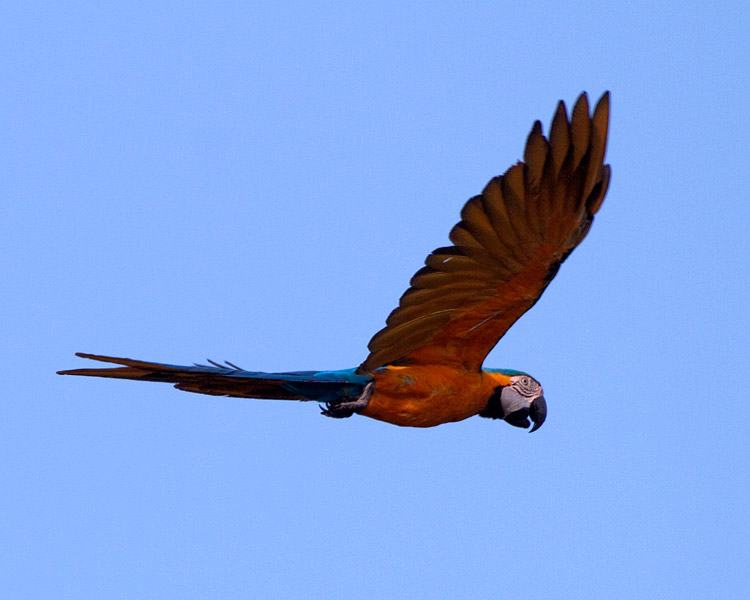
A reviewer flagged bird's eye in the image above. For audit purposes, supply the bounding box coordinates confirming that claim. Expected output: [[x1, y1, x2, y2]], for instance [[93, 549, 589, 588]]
[[522, 377, 529, 386]]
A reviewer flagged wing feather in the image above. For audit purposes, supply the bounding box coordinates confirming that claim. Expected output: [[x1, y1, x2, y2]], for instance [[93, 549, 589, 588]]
[[359, 92, 611, 373], [523, 121, 549, 237], [588, 164, 611, 215], [549, 100, 571, 178], [570, 93, 591, 170]]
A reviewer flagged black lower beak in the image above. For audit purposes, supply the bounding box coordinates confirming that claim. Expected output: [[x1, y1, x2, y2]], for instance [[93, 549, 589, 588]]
[[529, 396, 547, 432]]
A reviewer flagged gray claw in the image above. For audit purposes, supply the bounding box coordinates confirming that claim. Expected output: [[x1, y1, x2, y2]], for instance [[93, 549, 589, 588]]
[[320, 382, 374, 419]]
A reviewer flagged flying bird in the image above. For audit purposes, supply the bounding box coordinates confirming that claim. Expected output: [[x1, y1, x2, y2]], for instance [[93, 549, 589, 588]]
[[59, 91, 611, 432]]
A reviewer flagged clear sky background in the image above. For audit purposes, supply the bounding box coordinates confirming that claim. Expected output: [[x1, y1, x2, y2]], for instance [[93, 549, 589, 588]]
[[3, 2, 749, 598]]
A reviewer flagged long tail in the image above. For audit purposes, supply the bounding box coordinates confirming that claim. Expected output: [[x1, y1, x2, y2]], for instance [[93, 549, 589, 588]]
[[58, 353, 372, 402]]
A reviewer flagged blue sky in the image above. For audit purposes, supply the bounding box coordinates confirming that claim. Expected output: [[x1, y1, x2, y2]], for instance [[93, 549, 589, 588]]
[[3, 2, 749, 598]]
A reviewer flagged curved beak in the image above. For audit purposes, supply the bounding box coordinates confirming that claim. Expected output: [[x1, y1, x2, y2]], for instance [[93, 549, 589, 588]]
[[499, 387, 547, 432], [529, 396, 547, 433]]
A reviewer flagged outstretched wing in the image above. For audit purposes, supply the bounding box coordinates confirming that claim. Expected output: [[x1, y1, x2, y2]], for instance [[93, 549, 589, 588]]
[[360, 92, 611, 373]]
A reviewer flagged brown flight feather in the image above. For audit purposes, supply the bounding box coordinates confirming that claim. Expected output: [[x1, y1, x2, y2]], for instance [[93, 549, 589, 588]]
[[360, 92, 611, 373]]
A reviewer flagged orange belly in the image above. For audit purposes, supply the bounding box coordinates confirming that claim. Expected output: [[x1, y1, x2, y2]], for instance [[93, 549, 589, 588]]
[[361, 365, 492, 427]]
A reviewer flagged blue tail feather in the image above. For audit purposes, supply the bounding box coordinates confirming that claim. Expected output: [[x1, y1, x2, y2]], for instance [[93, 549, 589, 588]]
[[57, 353, 372, 402]]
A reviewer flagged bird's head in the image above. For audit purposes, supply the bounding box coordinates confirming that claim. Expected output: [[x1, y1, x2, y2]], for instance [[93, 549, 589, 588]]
[[480, 370, 547, 432]]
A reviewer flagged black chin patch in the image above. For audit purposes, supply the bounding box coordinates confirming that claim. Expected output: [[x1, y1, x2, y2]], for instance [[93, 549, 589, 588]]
[[505, 408, 531, 429], [479, 386, 505, 420]]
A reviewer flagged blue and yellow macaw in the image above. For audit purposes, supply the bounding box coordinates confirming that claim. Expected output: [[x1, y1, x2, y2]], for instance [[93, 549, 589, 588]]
[[59, 92, 611, 432]]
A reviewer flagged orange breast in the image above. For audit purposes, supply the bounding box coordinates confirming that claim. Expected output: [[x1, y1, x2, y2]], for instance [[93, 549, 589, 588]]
[[361, 365, 495, 427]]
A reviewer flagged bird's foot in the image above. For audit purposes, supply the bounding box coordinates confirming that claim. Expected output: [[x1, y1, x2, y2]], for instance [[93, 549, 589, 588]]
[[321, 382, 374, 419]]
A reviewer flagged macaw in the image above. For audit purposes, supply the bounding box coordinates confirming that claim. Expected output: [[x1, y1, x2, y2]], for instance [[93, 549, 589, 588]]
[[59, 91, 611, 432]]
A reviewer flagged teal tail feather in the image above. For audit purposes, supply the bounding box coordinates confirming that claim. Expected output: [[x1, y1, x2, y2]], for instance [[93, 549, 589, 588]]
[[58, 353, 371, 402]]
